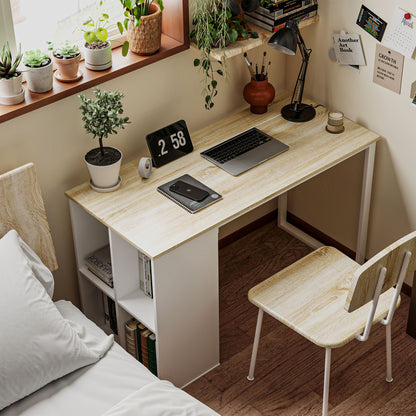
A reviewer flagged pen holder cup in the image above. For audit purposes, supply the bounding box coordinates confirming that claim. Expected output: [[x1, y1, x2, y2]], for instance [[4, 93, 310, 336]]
[[243, 78, 275, 114]]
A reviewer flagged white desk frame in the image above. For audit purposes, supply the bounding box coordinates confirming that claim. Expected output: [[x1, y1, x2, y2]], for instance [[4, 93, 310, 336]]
[[67, 94, 380, 388]]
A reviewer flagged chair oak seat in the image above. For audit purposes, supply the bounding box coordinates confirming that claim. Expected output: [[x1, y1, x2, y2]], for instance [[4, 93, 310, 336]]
[[248, 246, 398, 348]]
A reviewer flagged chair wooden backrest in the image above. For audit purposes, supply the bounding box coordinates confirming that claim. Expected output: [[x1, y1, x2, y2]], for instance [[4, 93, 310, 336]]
[[0, 163, 58, 272], [345, 231, 416, 312]]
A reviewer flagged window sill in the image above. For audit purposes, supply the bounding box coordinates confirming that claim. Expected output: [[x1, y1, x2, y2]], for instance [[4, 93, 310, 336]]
[[0, 34, 189, 124]]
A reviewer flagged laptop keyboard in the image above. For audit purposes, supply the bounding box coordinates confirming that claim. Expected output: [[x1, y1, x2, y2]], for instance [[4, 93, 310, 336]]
[[201, 128, 272, 164]]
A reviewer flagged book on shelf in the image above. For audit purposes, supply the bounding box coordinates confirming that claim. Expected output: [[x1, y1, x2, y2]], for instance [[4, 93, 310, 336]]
[[148, 333, 158, 376], [140, 329, 152, 369], [245, 7, 317, 32], [125, 318, 139, 359], [101, 294, 118, 335], [85, 245, 113, 288], [138, 252, 153, 298]]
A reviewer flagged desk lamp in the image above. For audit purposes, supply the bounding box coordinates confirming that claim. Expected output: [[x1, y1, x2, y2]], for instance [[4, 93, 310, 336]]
[[268, 19, 315, 122]]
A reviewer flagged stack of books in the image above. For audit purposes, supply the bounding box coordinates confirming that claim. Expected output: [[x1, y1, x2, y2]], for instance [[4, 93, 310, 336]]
[[124, 318, 157, 376], [85, 245, 113, 287], [244, 0, 318, 33]]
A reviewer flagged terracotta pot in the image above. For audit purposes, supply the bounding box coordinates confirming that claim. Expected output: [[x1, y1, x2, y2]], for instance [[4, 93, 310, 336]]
[[243, 78, 275, 114], [128, 3, 162, 55], [53, 53, 81, 81]]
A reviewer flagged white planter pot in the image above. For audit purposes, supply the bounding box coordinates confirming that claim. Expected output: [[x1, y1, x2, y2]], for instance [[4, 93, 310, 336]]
[[84, 43, 112, 71], [25, 60, 53, 93], [85, 147, 122, 189], [0, 73, 25, 105]]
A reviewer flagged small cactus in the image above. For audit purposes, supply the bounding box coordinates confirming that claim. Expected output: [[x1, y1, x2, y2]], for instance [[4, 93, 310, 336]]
[[0, 42, 23, 79]]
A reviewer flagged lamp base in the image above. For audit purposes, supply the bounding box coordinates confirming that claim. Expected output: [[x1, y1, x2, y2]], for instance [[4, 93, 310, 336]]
[[281, 103, 316, 122]]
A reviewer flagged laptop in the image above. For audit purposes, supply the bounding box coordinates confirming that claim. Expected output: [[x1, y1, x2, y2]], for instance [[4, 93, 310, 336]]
[[200, 127, 289, 176]]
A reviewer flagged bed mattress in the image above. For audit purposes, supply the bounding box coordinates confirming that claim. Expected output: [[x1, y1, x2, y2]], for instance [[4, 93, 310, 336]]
[[2, 300, 158, 416]]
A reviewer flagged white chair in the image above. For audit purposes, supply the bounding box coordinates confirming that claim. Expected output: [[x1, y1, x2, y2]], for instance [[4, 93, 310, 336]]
[[247, 232, 416, 416]]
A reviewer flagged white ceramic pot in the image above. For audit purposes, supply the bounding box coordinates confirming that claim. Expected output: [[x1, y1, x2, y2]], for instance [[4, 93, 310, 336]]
[[0, 73, 25, 105], [25, 60, 53, 93], [84, 43, 112, 71], [85, 147, 122, 189]]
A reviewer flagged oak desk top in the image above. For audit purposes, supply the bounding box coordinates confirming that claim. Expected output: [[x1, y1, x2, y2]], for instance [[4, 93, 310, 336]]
[[66, 92, 380, 259]]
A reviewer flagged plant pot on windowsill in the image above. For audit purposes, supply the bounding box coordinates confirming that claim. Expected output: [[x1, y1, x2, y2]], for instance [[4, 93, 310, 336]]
[[128, 3, 162, 55], [84, 41, 112, 71], [0, 42, 24, 105], [51, 42, 82, 82], [23, 50, 53, 93]]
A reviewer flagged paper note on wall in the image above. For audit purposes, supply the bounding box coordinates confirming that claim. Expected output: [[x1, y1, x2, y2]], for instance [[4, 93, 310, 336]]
[[373, 44, 404, 94], [383, 7, 416, 58], [331, 32, 366, 66]]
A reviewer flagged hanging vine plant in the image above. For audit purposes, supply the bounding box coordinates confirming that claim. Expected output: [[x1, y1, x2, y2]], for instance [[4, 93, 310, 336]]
[[191, 0, 258, 110]]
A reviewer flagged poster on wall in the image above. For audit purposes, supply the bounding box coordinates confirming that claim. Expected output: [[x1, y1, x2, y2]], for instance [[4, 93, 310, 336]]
[[373, 44, 404, 94], [356, 4, 387, 41], [331, 32, 366, 65], [383, 7, 416, 58]]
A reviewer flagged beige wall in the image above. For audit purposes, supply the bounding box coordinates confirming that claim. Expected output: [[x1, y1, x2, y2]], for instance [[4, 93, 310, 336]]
[[286, 0, 416, 283], [0, 43, 286, 305]]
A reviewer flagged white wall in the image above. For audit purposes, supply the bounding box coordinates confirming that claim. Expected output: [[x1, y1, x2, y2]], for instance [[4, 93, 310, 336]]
[[286, 0, 416, 283], [0, 44, 285, 304]]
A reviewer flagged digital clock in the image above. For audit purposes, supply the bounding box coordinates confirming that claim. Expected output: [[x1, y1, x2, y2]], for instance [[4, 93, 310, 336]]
[[146, 120, 194, 168]]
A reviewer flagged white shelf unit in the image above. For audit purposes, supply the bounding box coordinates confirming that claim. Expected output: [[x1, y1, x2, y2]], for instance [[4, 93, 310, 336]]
[[68, 200, 220, 387]]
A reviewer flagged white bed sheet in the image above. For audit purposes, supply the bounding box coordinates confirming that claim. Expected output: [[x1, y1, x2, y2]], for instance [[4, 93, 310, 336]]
[[2, 300, 158, 416]]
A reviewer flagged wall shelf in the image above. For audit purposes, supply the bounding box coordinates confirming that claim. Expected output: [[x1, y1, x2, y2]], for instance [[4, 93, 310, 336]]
[[191, 16, 319, 61]]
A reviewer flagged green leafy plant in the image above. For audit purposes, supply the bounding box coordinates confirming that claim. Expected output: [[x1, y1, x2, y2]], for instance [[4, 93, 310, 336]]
[[47, 41, 80, 59], [81, 12, 110, 45], [79, 88, 130, 157], [0, 42, 22, 79], [117, 0, 164, 56], [190, 0, 258, 110], [23, 49, 51, 68]]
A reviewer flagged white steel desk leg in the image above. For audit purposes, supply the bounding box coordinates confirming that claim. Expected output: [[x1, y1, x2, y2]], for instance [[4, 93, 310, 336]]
[[356, 143, 376, 265], [278, 193, 323, 250]]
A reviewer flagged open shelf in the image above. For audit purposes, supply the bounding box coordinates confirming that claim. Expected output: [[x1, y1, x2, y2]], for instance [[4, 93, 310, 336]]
[[79, 266, 115, 300], [118, 289, 155, 333], [191, 16, 319, 61]]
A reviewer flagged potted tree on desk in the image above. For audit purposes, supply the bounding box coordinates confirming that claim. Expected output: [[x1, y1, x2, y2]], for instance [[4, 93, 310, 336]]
[[79, 88, 130, 191]]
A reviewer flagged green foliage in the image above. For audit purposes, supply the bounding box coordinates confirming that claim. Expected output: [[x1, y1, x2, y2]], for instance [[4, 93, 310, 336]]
[[190, 0, 258, 110], [23, 49, 51, 68], [117, 0, 164, 56], [0, 42, 23, 79], [79, 88, 130, 154], [259, 0, 277, 10], [81, 12, 110, 44], [48, 41, 80, 59]]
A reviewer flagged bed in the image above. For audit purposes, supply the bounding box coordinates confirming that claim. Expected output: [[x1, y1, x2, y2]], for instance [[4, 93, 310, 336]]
[[0, 163, 219, 416]]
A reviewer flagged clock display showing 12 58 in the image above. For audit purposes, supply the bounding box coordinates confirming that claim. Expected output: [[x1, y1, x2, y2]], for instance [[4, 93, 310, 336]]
[[145, 120, 194, 168]]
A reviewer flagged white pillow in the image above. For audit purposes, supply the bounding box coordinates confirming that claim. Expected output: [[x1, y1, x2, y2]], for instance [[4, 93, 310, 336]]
[[16, 232, 54, 297], [0, 230, 114, 411]]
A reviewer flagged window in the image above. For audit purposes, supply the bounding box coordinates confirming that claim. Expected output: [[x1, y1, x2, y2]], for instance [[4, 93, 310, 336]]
[[5, 0, 124, 51]]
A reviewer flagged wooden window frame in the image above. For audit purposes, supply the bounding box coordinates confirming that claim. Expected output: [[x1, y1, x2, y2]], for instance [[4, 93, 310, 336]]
[[0, 0, 189, 124]]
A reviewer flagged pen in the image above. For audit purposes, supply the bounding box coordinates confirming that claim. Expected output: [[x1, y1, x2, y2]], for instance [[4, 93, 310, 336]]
[[260, 51, 266, 80]]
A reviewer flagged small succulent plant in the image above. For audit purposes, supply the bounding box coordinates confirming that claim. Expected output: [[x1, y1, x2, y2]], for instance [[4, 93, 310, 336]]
[[23, 49, 51, 68], [47, 41, 80, 59], [0, 42, 23, 79]]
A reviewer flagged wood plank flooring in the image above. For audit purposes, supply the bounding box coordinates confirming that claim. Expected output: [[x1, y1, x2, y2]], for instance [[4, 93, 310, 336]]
[[183, 221, 416, 415]]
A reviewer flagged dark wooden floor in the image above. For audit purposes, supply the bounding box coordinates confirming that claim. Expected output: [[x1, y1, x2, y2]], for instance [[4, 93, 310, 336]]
[[184, 222, 416, 415]]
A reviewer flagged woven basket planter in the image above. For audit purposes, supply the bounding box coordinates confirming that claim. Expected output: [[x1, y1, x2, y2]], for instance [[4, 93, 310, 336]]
[[128, 3, 162, 55]]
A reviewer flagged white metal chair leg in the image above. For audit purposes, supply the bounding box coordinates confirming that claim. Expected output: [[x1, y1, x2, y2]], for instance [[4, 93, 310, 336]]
[[386, 323, 393, 382], [322, 348, 331, 416], [247, 309, 264, 381]]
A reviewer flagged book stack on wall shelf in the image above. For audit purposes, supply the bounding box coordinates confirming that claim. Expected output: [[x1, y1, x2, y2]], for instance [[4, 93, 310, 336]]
[[125, 318, 158, 376], [244, 0, 318, 33]]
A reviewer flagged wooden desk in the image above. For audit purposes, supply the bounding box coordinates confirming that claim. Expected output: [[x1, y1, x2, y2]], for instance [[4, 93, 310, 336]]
[[66, 92, 380, 387]]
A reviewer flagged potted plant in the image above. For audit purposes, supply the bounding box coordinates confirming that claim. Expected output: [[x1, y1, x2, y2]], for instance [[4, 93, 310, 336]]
[[81, 12, 112, 71], [23, 49, 53, 93], [190, 0, 258, 109], [0, 42, 24, 105], [79, 88, 130, 191], [48, 41, 82, 82], [118, 0, 164, 56]]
